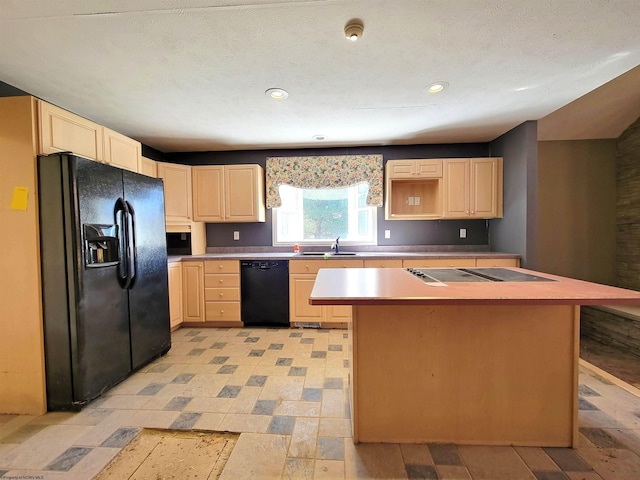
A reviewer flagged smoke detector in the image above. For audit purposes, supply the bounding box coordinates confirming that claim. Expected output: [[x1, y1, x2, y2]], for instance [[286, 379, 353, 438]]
[[344, 20, 364, 41]]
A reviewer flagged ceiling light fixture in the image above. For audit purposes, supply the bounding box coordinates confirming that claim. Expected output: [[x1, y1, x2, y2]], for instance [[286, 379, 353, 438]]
[[265, 88, 289, 100], [344, 19, 364, 41], [427, 81, 449, 93]]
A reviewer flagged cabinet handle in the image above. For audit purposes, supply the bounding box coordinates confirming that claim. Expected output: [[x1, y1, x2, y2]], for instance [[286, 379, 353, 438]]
[[219, 279, 223, 284], [218, 265, 223, 269], [219, 293, 224, 298]]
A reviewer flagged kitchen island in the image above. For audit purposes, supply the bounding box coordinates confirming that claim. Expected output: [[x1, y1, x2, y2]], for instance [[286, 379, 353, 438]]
[[309, 267, 640, 447]]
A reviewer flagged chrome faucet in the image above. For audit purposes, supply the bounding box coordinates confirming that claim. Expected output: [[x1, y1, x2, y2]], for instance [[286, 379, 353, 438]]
[[331, 236, 340, 254]]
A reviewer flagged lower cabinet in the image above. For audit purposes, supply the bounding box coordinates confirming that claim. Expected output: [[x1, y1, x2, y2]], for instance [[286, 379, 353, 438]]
[[175, 256, 519, 331], [182, 261, 205, 323], [204, 260, 242, 326], [168, 262, 183, 330], [289, 259, 363, 329]]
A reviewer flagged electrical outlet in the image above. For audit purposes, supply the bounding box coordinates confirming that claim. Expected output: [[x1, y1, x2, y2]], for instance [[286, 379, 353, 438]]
[[233, 231, 240, 240], [460, 228, 467, 239], [407, 196, 415, 206], [414, 196, 421, 206], [384, 230, 391, 239]]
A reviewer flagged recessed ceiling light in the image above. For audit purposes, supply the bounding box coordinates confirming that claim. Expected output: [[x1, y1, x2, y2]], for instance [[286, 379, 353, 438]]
[[313, 135, 326, 141], [427, 81, 449, 93], [265, 88, 289, 100], [344, 19, 364, 41]]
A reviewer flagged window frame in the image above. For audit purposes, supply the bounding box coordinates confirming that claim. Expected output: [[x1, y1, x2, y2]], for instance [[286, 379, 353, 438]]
[[271, 184, 378, 247]]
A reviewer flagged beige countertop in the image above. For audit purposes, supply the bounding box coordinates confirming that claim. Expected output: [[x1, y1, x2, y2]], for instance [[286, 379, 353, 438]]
[[309, 267, 640, 306], [170, 251, 520, 262]]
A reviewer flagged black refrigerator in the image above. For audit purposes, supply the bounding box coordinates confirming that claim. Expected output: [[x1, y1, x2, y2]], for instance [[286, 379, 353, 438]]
[[38, 153, 171, 410]]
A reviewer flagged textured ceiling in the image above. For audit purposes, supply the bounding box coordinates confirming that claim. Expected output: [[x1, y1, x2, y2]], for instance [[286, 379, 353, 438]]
[[1, 0, 639, 152]]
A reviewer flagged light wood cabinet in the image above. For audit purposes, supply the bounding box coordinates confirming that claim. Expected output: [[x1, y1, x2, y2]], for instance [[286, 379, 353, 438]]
[[386, 159, 443, 179], [385, 157, 503, 220], [192, 164, 265, 223], [182, 261, 204, 323], [204, 260, 241, 325], [476, 258, 519, 267], [363, 259, 403, 268], [157, 162, 193, 224], [140, 156, 158, 177], [403, 258, 476, 268], [103, 127, 141, 172], [37, 100, 104, 162], [168, 262, 183, 330], [192, 166, 224, 222], [289, 259, 363, 328], [443, 157, 502, 219], [385, 159, 444, 220]]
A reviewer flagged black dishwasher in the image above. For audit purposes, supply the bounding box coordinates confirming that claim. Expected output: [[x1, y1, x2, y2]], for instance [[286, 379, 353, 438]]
[[240, 260, 290, 327]]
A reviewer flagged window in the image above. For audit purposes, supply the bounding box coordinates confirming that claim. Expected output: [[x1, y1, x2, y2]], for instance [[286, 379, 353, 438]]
[[273, 183, 377, 245]]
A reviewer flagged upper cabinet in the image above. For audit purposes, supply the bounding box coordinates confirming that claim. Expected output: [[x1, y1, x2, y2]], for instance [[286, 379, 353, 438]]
[[385, 157, 503, 220], [140, 156, 158, 178], [103, 127, 141, 173], [386, 159, 443, 179], [157, 162, 193, 224], [37, 100, 153, 176], [443, 157, 503, 219], [192, 164, 266, 223], [385, 159, 444, 220], [192, 166, 224, 222], [37, 100, 104, 162]]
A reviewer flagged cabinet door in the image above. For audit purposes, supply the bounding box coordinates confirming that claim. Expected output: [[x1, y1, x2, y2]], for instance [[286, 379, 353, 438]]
[[476, 258, 519, 267], [403, 258, 475, 268], [363, 259, 403, 268], [182, 261, 204, 322], [37, 100, 104, 161], [225, 165, 266, 222], [386, 159, 442, 179], [192, 166, 224, 222], [386, 160, 416, 179], [104, 127, 141, 172], [140, 156, 157, 177], [157, 162, 192, 223], [470, 158, 499, 218], [168, 263, 183, 329], [443, 159, 470, 217], [289, 274, 324, 322]]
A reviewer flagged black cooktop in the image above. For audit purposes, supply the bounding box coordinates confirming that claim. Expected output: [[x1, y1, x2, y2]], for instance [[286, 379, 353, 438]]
[[406, 267, 556, 283]]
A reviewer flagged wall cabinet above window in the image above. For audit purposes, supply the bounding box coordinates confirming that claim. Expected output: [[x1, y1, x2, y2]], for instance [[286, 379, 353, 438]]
[[384, 158, 503, 220], [192, 165, 266, 223]]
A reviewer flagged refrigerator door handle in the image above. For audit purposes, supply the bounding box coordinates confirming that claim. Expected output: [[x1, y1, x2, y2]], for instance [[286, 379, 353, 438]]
[[125, 200, 137, 289], [114, 198, 129, 288]]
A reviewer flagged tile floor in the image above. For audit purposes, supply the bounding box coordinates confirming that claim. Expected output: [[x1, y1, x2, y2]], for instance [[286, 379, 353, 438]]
[[1, 327, 640, 479]]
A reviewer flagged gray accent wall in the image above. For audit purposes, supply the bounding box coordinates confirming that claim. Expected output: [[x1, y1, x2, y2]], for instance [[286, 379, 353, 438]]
[[169, 144, 493, 248], [488, 121, 538, 268], [0, 80, 28, 97]]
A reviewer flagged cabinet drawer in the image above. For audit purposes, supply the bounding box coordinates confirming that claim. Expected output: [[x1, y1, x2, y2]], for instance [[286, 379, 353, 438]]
[[363, 259, 403, 268], [205, 302, 240, 321], [204, 260, 239, 274], [205, 287, 240, 302], [289, 260, 326, 274], [475, 258, 519, 267], [326, 259, 364, 268], [403, 258, 475, 268], [204, 273, 240, 288]]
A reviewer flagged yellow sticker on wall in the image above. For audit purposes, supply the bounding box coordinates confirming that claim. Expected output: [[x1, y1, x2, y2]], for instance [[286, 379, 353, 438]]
[[10, 186, 29, 211]]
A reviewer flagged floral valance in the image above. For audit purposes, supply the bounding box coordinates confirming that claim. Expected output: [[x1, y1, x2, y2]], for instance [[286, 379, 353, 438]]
[[266, 155, 383, 208]]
